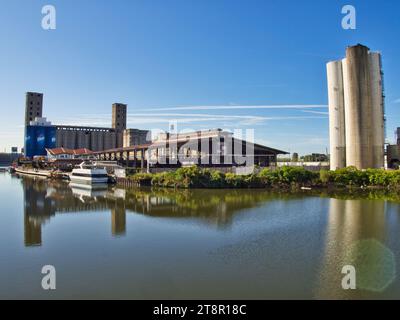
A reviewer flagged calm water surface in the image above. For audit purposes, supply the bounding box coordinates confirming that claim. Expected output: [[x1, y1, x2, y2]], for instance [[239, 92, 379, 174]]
[[1, 172, 400, 299]]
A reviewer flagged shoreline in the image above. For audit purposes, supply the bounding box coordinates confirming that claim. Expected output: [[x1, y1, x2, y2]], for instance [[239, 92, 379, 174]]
[[120, 166, 400, 192], [12, 165, 400, 193]]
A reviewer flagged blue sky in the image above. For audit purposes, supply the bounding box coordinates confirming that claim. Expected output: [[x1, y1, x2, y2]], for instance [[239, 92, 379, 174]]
[[0, 0, 399, 154]]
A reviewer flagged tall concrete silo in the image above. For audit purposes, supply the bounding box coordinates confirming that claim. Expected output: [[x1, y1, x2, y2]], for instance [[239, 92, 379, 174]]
[[369, 52, 385, 168], [327, 44, 385, 170], [344, 44, 374, 169], [327, 60, 346, 170]]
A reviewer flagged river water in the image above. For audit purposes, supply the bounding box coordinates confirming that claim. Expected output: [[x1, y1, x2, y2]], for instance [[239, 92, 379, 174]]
[[1, 172, 400, 299]]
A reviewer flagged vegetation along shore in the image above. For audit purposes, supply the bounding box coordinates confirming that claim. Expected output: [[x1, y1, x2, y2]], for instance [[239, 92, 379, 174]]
[[123, 166, 400, 190]]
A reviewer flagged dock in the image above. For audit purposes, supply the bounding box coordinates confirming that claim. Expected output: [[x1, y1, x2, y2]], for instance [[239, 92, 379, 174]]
[[15, 167, 52, 178]]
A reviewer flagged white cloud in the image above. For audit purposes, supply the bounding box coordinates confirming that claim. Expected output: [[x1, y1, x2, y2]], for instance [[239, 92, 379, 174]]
[[149, 104, 328, 111], [393, 98, 400, 104], [301, 110, 329, 115], [51, 113, 327, 128]]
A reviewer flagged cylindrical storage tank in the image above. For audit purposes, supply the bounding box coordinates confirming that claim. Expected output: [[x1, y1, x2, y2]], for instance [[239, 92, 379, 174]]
[[55, 128, 63, 147], [369, 52, 385, 168], [62, 130, 69, 148], [110, 132, 117, 149], [76, 130, 85, 149], [327, 60, 346, 170], [98, 131, 105, 151], [84, 132, 91, 149], [91, 131, 99, 151], [67, 130, 77, 149], [344, 45, 374, 169]]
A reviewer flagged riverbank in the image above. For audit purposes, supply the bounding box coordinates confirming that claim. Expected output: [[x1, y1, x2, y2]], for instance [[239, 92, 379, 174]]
[[122, 166, 400, 191]]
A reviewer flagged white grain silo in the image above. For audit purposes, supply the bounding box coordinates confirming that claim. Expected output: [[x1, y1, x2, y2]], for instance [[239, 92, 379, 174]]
[[327, 60, 346, 170]]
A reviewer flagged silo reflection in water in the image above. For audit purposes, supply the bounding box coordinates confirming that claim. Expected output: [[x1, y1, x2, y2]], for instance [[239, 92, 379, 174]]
[[316, 198, 396, 298]]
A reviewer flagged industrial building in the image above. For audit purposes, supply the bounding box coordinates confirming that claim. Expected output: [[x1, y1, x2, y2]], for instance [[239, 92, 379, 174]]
[[24, 117, 56, 158], [327, 44, 385, 170], [387, 127, 400, 169], [25, 92, 43, 126], [24, 92, 149, 157], [123, 128, 151, 148], [23, 93, 286, 169], [92, 129, 288, 170]]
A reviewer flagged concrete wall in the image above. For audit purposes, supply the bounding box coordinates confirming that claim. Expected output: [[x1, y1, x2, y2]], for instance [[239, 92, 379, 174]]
[[123, 129, 150, 147]]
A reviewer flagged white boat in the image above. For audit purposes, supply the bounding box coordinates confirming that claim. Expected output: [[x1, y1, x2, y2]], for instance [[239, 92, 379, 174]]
[[69, 161, 109, 185]]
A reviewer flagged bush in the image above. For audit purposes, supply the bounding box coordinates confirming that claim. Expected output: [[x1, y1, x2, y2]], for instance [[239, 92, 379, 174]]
[[278, 166, 318, 184], [319, 169, 332, 184], [225, 172, 245, 188], [129, 172, 152, 182], [127, 165, 400, 190], [209, 170, 225, 188], [330, 167, 368, 186], [258, 168, 279, 185]]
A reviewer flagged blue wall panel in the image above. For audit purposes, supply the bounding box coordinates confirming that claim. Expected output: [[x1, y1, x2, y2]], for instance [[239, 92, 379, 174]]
[[25, 126, 56, 158]]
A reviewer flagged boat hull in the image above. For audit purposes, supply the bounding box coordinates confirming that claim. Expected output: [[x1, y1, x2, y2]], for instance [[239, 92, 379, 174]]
[[70, 176, 109, 184]]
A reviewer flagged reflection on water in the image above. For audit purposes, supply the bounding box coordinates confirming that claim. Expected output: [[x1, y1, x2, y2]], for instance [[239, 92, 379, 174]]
[[22, 176, 299, 246], [2, 173, 400, 299], [317, 198, 397, 298], [23, 178, 125, 245]]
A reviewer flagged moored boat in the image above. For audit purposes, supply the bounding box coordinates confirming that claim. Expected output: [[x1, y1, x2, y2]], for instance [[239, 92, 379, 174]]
[[69, 161, 109, 185]]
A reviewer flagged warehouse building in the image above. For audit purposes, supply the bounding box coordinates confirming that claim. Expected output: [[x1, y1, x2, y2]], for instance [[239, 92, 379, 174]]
[[92, 128, 288, 171]]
